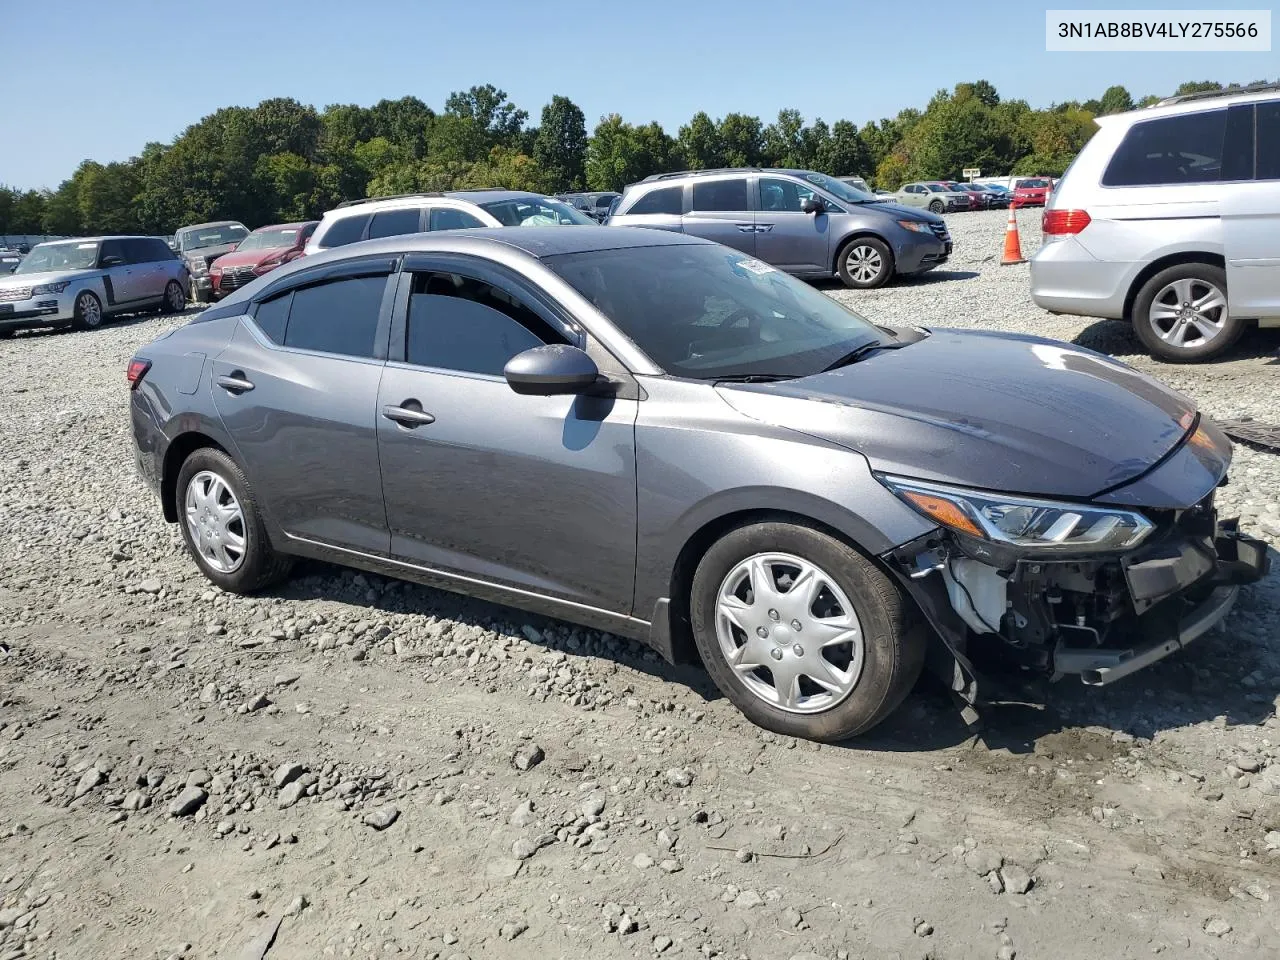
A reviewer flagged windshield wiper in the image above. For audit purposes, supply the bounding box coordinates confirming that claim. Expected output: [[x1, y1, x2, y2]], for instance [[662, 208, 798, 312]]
[[822, 339, 911, 372], [712, 373, 800, 383]]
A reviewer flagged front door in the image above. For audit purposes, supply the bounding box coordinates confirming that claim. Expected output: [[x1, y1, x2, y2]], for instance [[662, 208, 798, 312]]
[[753, 177, 832, 274], [376, 260, 639, 613], [681, 176, 756, 255], [1223, 101, 1280, 321], [98, 239, 140, 306], [210, 267, 394, 554]]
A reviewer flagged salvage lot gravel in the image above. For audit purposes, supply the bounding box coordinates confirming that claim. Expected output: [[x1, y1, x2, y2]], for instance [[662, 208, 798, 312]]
[[1, 208, 1279, 960]]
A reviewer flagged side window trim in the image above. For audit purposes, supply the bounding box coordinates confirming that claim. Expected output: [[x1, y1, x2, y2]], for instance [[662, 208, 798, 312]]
[[254, 255, 400, 302]]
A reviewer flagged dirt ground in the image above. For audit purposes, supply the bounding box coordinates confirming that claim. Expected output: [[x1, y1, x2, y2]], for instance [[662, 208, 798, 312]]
[[2, 211, 1279, 960]]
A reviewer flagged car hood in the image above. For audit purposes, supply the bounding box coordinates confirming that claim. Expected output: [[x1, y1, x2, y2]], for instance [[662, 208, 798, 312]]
[[865, 201, 942, 222], [0, 269, 99, 288], [715, 329, 1197, 500], [212, 249, 288, 269], [184, 243, 239, 263]]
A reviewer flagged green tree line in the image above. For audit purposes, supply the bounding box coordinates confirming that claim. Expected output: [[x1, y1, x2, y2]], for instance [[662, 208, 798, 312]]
[[0, 78, 1266, 237]]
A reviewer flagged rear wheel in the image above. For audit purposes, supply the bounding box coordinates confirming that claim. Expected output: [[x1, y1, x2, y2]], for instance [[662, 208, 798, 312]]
[[689, 522, 925, 742], [176, 447, 292, 593], [162, 280, 185, 314], [72, 291, 103, 330], [1131, 263, 1242, 363], [836, 237, 893, 289]]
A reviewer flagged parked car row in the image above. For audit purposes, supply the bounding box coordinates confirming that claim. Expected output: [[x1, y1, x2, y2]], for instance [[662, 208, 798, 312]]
[[556, 191, 621, 222]]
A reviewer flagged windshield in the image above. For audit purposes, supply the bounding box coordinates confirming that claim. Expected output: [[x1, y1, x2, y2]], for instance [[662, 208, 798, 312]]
[[1018, 179, 1050, 189], [479, 198, 594, 226], [796, 171, 875, 203], [546, 243, 883, 380], [14, 241, 99, 274], [236, 228, 301, 251], [926, 184, 949, 192], [178, 224, 249, 251]]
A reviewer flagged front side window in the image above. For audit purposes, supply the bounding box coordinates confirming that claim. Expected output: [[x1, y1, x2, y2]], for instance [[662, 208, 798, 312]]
[[692, 179, 749, 212], [405, 272, 564, 376], [123, 239, 154, 264], [317, 213, 370, 249], [428, 207, 486, 231], [282, 275, 386, 358], [368, 207, 423, 240], [547, 243, 882, 381], [627, 186, 683, 216], [758, 178, 818, 213], [1102, 109, 1227, 186], [99, 239, 127, 266]]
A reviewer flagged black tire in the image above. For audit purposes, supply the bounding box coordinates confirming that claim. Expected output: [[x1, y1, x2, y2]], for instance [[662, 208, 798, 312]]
[[175, 447, 292, 593], [161, 280, 185, 314], [0, 329, 13, 339], [928, 200, 944, 214], [835, 236, 894, 290], [689, 522, 925, 742], [71, 290, 103, 331], [1130, 262, 1242, 363]]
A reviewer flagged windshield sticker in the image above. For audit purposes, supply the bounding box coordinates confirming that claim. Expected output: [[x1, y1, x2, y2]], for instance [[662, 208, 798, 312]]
[[736, 258, 776, 276]]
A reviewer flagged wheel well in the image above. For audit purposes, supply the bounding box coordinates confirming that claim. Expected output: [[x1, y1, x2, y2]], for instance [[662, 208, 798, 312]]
[[664, 508, 885, 665], [1122, 252, 1225, 321], [832, 232, 893, 275], [161, 433, 227, 522]]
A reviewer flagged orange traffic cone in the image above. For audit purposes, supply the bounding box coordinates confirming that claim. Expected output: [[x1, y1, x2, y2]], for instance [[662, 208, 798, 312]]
[[1000, 209, 1025, 265]]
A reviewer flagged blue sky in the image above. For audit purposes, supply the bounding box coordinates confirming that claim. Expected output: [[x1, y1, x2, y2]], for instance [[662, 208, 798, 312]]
[[2, 0, 1273, 189]]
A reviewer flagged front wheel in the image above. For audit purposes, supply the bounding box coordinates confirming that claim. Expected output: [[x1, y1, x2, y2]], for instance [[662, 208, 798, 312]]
[[836, 237, 894, 289], [176, 447, 292, 593], [690, 522, 925, 742], [1131, 263, 1242, 363], [928, 200, 944, 214], [71, 291, 103, 330]]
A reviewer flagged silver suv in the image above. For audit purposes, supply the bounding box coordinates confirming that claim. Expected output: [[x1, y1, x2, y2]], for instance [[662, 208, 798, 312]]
[[607, 168, 951, 289], [304, 190, 594, 255], [1031, 84, 1280, 362], [0, 236, 189, 337], [896, 182, 973, 213]]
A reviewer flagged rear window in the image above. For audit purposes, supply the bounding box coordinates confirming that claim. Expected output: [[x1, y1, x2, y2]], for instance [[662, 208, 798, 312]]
[[1102, 109, 1227, 186], [692, 179, 748, 212], [317, 213, 370, 249], [627, 186, 683, 216]]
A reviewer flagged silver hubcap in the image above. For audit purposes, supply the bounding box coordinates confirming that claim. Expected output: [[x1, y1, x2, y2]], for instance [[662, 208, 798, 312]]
[[1148, 277, 1227, 349], [845, 245, 883, 284], [78, 294, 101, 326], [184, 470, 246, 574], [167, 283, 184, 310], [715, 553, 864, 714]]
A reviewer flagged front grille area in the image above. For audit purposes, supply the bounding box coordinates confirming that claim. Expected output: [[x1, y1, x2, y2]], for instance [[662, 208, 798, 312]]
[[218, 266, 257, 292], [0, 287, 31, 303], [928, 222, 950, 242]]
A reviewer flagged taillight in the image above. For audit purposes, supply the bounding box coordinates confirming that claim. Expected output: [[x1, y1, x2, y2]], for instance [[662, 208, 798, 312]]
[[1042, 209, 1091, 235], [126, 358, 151, 390]]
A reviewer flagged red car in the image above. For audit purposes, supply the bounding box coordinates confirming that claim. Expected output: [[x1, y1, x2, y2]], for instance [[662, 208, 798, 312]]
[[1011, 177, 1052, 208], [209, 221, 318, 299], [947, 182, 991, 209]]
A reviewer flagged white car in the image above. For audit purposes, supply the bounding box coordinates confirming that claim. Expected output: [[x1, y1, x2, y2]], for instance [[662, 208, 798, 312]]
[[1031, 83, 1280, 362], [0, 237, 190, 338]]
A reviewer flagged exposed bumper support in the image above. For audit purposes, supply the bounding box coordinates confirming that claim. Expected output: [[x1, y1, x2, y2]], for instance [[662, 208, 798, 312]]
[[1054, 584, 1238, 686]]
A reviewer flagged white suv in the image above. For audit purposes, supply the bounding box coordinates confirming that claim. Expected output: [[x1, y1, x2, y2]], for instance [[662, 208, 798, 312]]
[[1030, 84, 1280, 362], [304, 190, 594, 255]]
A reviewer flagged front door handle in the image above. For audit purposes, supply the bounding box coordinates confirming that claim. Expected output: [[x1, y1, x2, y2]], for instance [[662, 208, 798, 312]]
[[217, 372, 255, 394], [382, 403, 436, 428], [735, 223, 755, 233], [754, 223, 774, 233]]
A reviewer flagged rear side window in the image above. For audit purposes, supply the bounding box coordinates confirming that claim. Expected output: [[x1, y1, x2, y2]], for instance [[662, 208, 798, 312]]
[[1102, 109, 1227, 186], [252, 291, 292, 343], [368, 207, 423, 239], [628, 186, 683, 215], [692, 179, 748, 212], [317, 213, 370, 249], [1256, 102, 1280, 180], [428, 208, 486, 231], [282, 275, 386, 358], [405, 272, 564, 376]]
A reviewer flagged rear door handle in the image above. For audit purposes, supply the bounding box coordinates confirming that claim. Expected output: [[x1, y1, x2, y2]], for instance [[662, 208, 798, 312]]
[[382, 403, 436, 427], [217, 373, 255, 394]]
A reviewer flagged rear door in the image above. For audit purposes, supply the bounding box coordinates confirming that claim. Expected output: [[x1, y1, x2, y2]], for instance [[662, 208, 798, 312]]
[[125, 239, 165, 301], [1222, 100, 1280, 319], [682, 177, 755, 254], [209, 256, 397, 554], [753, 176, 832, 273]]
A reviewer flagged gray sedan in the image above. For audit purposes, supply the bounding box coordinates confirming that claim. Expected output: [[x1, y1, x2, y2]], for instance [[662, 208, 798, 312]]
[[129, 228, 1267, 741]]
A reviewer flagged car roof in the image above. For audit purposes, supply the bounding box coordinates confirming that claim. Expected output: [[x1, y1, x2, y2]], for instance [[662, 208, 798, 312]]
[[444, 189, 551, 204], [252, 221, 319, 231], [34, 235, 151, 244]]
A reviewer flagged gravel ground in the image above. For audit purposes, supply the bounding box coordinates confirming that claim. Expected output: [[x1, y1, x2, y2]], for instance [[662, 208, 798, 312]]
[[1, 208, 1278, 960]]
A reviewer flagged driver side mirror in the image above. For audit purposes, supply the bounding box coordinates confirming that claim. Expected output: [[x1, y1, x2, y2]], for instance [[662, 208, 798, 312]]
[[801, 197, 824, 214], [504, 345, 601, 396], [101, 255, 125, 267]]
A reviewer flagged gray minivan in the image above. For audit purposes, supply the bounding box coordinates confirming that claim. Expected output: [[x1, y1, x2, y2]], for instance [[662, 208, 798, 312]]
[[608, 168, 951, 288]]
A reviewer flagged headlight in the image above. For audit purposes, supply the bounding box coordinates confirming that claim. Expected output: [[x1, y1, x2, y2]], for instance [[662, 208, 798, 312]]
[[30, 281, 71, 294], [896, 220, 934, 233], [878, 475, 1154, 555], [188, 259, 208, 276]]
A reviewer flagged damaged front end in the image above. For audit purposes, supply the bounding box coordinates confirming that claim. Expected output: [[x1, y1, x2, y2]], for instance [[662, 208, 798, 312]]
[[877, 423, 1270, 700]]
